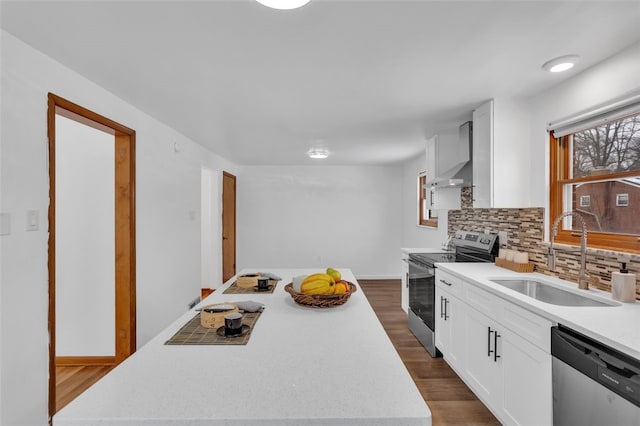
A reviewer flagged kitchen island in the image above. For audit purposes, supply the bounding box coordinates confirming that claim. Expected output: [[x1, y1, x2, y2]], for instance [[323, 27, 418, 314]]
[[53, 269, 431, 426]]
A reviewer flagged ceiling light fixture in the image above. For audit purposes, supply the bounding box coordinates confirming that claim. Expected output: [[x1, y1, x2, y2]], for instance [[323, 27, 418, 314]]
[[255, 0, 311, 10], [307, 147, 329, 159], [542, 55, 580, 73]]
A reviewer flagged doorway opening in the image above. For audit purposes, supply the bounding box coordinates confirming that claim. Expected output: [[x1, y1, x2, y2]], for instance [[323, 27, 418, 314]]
[[222, 172, 236, 282], [47, 93, 136, 419]]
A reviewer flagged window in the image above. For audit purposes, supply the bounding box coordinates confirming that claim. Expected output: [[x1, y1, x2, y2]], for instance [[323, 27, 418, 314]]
[[617, 193, 629, 207], [550, 111, 640, 252], [418, 174, 437, 227]]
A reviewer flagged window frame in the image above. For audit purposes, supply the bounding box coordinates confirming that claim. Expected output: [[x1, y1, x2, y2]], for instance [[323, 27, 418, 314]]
[[616, 193, 629, 207], [579, 195, 590, 207], [549, 133, 640, 253], [418, 174, 437, 228]]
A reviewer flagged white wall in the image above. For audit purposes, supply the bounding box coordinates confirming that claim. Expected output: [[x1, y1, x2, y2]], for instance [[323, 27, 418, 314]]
[[527, 41, 640, 232], [55, 115, 114, 357], [236, 165, 403, 278], [0, 30, 238, 425]]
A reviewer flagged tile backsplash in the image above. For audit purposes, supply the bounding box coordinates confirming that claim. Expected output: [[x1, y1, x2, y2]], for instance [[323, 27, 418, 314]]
[[448, 188, 639, 300]]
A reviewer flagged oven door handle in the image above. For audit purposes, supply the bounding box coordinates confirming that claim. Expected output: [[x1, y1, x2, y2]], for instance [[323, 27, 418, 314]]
[[408, 263, 435, 276]]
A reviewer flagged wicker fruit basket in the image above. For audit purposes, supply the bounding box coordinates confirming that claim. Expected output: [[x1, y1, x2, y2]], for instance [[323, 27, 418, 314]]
[[284, 282, 357, 308]]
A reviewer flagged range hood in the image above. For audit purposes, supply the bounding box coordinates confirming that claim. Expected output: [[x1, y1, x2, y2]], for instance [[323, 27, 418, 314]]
[[425, 121, 473, 188]]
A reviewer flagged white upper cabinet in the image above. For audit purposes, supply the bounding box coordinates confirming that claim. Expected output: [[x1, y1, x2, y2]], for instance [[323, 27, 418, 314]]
[[472, 98, 530, 208], [425, 132, 463, 210]]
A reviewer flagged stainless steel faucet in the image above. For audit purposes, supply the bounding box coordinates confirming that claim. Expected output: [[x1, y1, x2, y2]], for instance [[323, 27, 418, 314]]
[[548, 211, 590, 290]]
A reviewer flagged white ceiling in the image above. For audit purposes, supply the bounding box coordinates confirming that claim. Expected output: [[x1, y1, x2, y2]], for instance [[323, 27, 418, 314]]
[[2, 0, 640, 165]]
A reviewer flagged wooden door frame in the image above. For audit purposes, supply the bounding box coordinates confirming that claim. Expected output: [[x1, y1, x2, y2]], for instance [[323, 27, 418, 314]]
[[222, 171, 236, 282], [47, 93, 136, 419]]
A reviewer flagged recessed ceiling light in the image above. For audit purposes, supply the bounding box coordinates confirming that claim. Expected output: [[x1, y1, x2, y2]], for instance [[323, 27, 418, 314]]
[[255, 0, 311, 10], [307, 147, 329, 159], [542, 55, 580, 73]]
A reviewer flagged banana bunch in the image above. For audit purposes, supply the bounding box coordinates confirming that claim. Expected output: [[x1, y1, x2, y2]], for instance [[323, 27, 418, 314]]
[[298, 268, 349, 296], [300, 273, 336, 295]]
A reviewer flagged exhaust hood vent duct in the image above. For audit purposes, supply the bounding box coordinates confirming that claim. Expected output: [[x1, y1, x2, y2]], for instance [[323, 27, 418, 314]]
[[425, 121, 473, 188]]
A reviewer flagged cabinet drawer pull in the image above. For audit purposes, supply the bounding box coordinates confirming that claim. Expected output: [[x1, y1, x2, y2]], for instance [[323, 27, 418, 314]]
[[494, 331, 501, 362], [487, 327, 493, 357], [444, 299, 450, 321], [440, 279, 453, 286], [440, 296, 444, 318]]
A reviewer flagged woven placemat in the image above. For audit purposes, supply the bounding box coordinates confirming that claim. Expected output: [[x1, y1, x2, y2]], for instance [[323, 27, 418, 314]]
[[223, 280, 278, 294], [165, 311, 262, 346]]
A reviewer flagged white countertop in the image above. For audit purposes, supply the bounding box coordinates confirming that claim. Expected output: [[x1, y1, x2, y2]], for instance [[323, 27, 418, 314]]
[[436, 263, 640, 360], [54, 269, 431, 426]]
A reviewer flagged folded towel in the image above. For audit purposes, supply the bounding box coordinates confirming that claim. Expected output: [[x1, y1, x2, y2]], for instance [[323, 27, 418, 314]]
[[234, 300, 265, 313]]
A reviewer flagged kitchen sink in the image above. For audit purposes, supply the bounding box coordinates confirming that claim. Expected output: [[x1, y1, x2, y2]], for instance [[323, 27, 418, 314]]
[[490, 279, 620, 307]]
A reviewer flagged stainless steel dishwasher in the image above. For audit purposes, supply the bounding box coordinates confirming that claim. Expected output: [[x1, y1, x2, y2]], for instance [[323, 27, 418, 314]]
[[551, 325, 640, 426]]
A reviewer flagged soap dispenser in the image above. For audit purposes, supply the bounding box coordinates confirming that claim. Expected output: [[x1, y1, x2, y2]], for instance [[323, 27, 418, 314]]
[[611, 259, 636, 303]]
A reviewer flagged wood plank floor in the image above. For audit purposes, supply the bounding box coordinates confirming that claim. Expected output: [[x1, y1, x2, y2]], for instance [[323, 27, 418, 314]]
[[55, 364, 114, 413], [359, 279, 500, 426], [56, 279, 499, 424]]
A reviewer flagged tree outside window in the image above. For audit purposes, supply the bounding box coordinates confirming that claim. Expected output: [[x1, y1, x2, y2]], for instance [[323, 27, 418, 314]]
[[572, 114, 639, 177]]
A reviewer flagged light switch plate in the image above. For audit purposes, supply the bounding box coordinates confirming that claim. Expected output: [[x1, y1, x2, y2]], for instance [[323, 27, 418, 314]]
[[26, 209, 39, 231], [0, 213, 10, 236]]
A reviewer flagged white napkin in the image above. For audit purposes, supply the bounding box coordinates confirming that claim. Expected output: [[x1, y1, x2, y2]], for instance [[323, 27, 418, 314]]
[[234, 300, 265, 313]]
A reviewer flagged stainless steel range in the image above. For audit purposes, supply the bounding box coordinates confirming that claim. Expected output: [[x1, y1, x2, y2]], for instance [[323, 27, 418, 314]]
[[407, 230, 499, 357]]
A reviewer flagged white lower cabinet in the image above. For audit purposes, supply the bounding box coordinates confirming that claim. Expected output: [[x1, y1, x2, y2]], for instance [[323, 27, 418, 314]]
[[435, 286, 465, 370], [463, 306, 503, 406], [500, 327, 552, 426], [435, 270, 552, 426]]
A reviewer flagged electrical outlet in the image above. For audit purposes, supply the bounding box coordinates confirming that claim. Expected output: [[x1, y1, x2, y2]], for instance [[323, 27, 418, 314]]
[[498, 231, 508, 246]]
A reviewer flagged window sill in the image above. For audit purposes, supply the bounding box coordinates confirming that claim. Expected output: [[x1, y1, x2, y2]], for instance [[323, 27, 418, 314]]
[[417, 223, 438, 230]]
